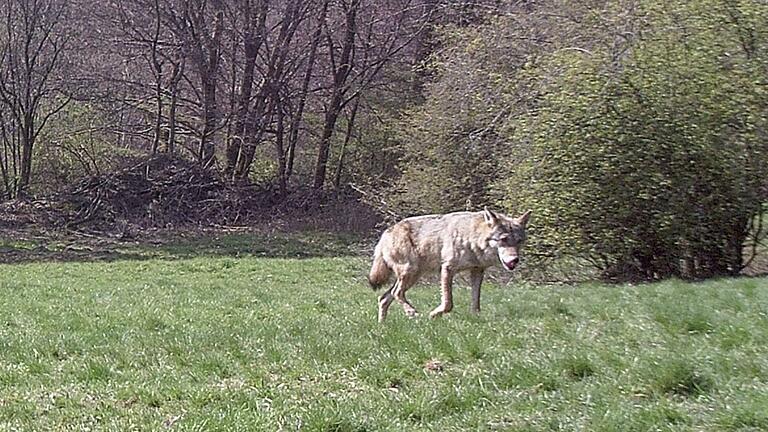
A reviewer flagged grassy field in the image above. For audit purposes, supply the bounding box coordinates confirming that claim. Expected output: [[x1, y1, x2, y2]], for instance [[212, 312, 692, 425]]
[[1, 233, 767, 431]]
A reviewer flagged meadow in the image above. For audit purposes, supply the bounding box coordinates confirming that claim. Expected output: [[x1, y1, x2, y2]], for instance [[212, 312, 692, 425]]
[[0, 232, 767, 431]]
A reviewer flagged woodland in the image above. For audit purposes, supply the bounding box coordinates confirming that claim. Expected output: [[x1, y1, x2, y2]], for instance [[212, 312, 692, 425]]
[[0, 0, 766, 281]]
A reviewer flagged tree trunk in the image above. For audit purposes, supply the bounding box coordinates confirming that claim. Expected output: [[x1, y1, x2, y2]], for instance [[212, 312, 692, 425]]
[[313, 0, 358, 190], [167, 58, 184, 154], [150, 0, 164, 156], [225, 0, 267, 179], [18, 114, 34, 195], [286, 0, 327, 183], [275, 99, 287, 196], [189, 2, 224, 168], [333, 96, 359, 189], [198, 74, 218, 167], [234, 0, 303, 181]]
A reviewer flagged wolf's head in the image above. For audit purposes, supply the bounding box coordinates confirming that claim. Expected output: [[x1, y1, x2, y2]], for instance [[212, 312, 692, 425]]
[[484, 208, 531, 271]]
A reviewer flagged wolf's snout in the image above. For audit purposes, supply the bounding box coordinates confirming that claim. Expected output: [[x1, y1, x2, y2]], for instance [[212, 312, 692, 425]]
[[502, 256, 519, 271]]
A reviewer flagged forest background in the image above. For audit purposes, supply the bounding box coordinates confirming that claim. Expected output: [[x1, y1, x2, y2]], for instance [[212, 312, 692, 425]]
[[1, 0, 766, 282]]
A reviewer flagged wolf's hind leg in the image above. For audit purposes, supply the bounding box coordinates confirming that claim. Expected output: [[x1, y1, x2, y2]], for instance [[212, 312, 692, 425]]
[[378, 284, 396, 323]]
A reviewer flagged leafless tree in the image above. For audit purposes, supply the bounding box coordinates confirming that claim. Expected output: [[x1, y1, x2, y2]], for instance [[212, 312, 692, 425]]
[[0, 0, 72, 198], [223, 0, 269, 179], [99, 0, 433, 190], [231, 0, 311, 181], [312, 0, 431, 190]]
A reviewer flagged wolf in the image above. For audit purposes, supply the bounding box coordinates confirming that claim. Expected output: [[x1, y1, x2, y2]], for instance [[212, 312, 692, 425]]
[[368, 208, 531, 322]]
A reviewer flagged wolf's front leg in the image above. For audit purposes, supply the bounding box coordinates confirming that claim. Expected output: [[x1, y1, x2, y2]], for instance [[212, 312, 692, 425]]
[[393, 275, 419, 318], [470, 269, 484, 314], [430, 265, 454, 318]]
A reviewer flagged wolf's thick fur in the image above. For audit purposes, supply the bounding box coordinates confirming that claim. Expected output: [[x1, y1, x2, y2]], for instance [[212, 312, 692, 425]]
[[369, 208, 530, 322]]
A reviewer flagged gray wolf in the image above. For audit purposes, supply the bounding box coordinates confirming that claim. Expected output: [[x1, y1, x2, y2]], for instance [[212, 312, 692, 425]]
[[368, 208, 531, 322]]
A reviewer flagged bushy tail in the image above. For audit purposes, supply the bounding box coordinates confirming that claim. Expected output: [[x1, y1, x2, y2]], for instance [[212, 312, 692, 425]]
[[368, 244, 391, 290]]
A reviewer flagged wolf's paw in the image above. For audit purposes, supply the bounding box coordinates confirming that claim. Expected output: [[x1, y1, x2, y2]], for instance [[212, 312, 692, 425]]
[[430, 302, 453, 318], [429, 309, 445, 319]]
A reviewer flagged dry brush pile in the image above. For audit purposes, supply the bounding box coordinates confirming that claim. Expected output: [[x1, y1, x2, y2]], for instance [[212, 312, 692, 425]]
[[0, 156, 381, 236]]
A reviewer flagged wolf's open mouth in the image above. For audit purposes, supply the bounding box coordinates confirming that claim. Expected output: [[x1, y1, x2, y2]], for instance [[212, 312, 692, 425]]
[[503, 260, 517, 271]]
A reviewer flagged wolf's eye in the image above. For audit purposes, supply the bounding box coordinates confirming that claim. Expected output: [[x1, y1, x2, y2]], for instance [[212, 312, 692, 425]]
[[499, 235, 514, 246]]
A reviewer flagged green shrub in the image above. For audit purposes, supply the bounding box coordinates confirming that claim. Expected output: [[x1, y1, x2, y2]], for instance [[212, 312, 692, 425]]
[[499, 1, 768, 280]]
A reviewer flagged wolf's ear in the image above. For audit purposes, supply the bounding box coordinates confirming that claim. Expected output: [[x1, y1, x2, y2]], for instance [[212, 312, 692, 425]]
[[516, 210, 532, 227], [483, 207, 499, 226]]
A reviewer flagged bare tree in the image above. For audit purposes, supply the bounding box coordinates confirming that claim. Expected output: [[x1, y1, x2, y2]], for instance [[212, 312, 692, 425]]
[[312, 0, 360, 190], [231, 0, 313, 181], [43, 0, 433, 198], [284, 0, 328, 185], [312, 0, 429, 190], [0, 0, 72, 198], [179, 0, 226, 167], [224, 0, 269, 179]]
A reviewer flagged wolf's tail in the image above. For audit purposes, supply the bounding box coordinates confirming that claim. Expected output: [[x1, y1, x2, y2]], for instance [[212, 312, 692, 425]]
[[368, 242, 391, 291]]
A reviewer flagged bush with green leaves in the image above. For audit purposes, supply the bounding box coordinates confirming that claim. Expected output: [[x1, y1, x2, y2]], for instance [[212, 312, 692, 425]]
[[391, 0, 768, 280], [385, 15, 529, 215], [502, 1, 768, 280]]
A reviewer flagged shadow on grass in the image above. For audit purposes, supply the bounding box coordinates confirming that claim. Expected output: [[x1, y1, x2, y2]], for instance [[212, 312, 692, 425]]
[[0, 230, 372, 264]]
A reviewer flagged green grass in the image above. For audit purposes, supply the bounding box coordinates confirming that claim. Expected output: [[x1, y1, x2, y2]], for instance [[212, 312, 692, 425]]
[[1, 234, 767, 431]]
